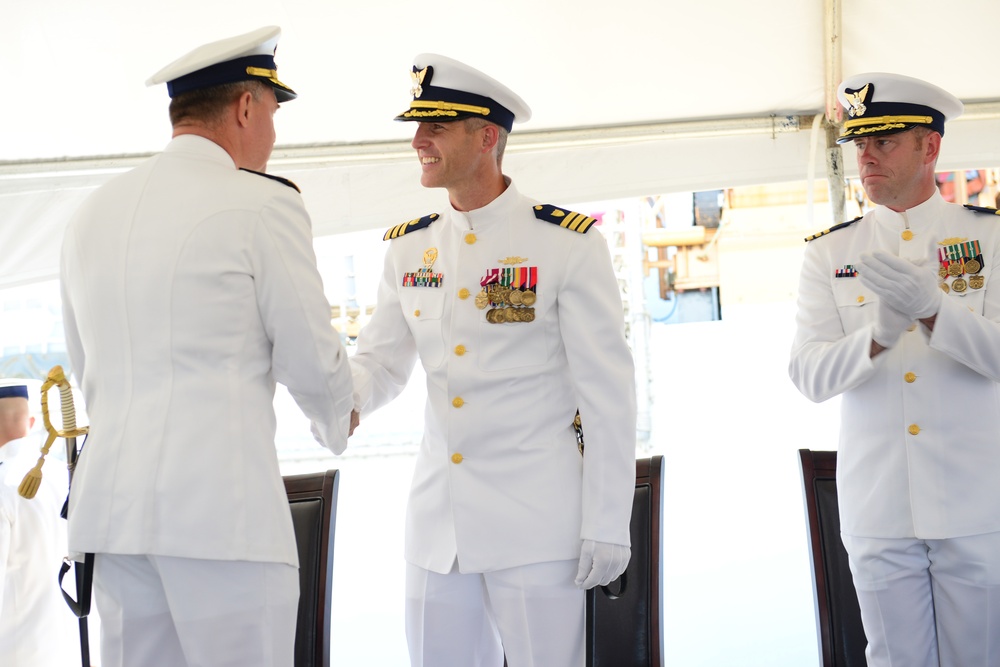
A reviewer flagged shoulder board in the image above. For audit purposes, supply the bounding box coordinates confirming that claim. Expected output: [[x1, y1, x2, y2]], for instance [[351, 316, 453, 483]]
[[239, 168, 301, 193], [384, 213, 440, 241], [533, 204, 597, 234], [964, 204, 1000, 216], [804, 216, 862, 243]]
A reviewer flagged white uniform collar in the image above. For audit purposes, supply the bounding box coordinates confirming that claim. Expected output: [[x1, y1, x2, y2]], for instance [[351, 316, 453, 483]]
[[163, 134, 238, 170], [449, 176, 519, 229], [874, 190, 948, 231]]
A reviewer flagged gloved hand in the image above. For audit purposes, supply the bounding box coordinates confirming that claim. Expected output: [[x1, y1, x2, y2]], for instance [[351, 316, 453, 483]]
[[871, 300, 913, 348], [575, 540, 630, 590], [858, 251, 942, 320]]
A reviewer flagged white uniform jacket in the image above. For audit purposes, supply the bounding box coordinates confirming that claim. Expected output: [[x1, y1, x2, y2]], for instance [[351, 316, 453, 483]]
[[790, 192, 1000, 539], [61, 135, 354, 566], [0, 452, 76, 667], [351, 180, 637, 574]]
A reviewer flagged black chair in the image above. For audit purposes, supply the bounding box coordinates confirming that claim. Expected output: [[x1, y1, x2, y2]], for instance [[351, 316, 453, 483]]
[[586, 455, 664, 667], [284, 469, 339, 667], [798, 449, 867, 667]]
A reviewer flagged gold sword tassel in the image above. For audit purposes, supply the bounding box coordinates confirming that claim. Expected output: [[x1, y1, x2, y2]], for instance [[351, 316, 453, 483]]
[[18, 366, 88, 499]]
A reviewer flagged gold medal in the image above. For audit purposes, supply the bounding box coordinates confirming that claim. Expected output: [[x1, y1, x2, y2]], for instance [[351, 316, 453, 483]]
[[938, 265, 949, 279], [953, 278, 968, 293], [940, 282, 950, 294], [948, 263, 962, 277], [475, 290, 489, 310], [509, 289, 523, 306], [486, 308, 499, 323], [965, 258, 982, 274], [520, 290, 537, 306], [970, 275, 985, 289], [523, 308, 535, 322]]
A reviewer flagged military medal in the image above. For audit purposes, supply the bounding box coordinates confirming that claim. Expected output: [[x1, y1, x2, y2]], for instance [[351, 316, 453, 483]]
[[479, 268, 500, 309], [475, 290, 489, 309], [938, 240, 986, 296], [940, 282, 950, 294], [938, 265, 949, 279], [481, 264, 538, 323]]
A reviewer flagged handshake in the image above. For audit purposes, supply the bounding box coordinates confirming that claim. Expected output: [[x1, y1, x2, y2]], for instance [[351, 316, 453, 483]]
[[857, 251, 943, 348]]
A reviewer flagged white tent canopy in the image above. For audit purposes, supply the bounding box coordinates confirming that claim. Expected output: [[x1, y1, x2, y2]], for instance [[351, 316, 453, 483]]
[[3, 0, 1000, 288]]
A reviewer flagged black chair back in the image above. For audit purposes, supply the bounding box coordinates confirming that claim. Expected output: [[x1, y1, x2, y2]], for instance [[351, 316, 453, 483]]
[[798, 449, 867, 667], [586, 455, 663, 667], [284, 469, 339, 667]]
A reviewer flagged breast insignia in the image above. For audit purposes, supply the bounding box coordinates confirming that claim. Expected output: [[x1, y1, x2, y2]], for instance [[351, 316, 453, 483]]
[[239, 168, 301, 193], [963, 204, 1000, 216], [804, 216, 862, 243], [533, 204, 597, 234], [384, 213, 440, 241]]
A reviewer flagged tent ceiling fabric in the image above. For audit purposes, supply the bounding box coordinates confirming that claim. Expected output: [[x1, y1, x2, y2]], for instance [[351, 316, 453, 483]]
[[3, 0, 1000, 288]]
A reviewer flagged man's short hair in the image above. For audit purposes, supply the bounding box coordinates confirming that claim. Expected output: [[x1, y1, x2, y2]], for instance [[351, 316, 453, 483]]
[[465, 117, 508, 164], [168, 80, 266, 128]]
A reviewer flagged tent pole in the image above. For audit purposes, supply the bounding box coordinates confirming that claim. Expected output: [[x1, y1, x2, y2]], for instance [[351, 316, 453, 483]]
[[824, 0, 847, 224]]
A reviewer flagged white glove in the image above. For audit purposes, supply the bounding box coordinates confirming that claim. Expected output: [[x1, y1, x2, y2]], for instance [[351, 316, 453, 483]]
[[575, 540, 630, 590], [858, 251, 942, 320], [871, 300, 913, 348]]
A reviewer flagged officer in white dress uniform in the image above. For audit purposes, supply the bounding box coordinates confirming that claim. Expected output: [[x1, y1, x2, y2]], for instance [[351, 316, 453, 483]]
[[790, 73, 1000, 666], [60, 26, 354, 667], [0, 383, 76, 666], [350, 54, 638, 667]]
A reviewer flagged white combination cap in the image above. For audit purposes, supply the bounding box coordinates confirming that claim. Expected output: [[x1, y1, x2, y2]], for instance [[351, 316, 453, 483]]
[[396, 53, 531, 132], [837, 72, 963, 144], [146, 25, 296, 102]]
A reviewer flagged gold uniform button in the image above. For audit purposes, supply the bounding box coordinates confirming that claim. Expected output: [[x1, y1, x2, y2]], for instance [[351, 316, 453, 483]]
[[451, 453, 463, 464], [452, 397, 465, 408], [458, 288, 470, 299], [454, 345, 466, 356], [856, 296, 865, 303], [907, 324, 917, 332], [902, 230, 914, 241], [904, 372, 917, 383], [465, 233, 477, 245], [414, 309, 421, 317], [908, 424, 921, 436]]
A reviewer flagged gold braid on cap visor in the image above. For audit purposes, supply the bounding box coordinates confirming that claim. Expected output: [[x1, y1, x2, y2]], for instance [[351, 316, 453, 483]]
[[840, 114, 933, 138], [405, 99, 492, 118], [246, 66, 290, 90]]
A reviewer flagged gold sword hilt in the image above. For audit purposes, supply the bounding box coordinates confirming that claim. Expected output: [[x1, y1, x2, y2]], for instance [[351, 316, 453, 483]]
[[18, 366, 88, 499]]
